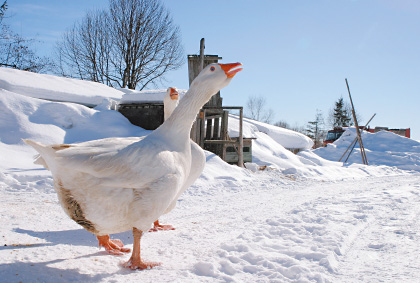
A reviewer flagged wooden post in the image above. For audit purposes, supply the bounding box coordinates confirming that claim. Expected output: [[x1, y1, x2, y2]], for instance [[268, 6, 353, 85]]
[[221, 111, 229, 161], [238, 108, 244, 167], [199, 38, 205, 72], [339, 113, 376, 162], [345, 78, 368, 165], [200, 110, 206, 148], [206, 116, 212, 139], [213, 117, 220, 139]]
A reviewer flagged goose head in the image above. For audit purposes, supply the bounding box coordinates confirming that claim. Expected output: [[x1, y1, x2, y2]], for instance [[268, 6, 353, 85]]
[[158, 62, 242, 136], [163, 87, 179, 104], [169, 87, 179, 100], [164, 87, 180, 121], [190, 63, 243, 100]]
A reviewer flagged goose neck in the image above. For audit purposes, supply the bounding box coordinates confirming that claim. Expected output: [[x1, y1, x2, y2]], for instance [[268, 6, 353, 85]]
[[158, 86, 212, 138]]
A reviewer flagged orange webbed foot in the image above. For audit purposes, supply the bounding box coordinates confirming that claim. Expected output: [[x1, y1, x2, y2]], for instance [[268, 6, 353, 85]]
[[149, 220, 175, 232], [122, 258, 161, 270], [123, 227, 161, 270], [97, 235, 131, 255]]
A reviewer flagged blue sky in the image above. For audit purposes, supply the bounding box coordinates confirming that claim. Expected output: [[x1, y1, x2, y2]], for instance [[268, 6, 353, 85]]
[[6, 0, 420, 139]]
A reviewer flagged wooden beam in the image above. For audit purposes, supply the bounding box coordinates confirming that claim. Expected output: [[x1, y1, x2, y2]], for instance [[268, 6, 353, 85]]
[[238, 107, 244, 167], [221, 111, 229, 160], [200, 110, 205, 148], [339, 113, 376, 162], [204, 140, 238, 144], [345, 78, 368, 165], [199, 38, 205, 72]]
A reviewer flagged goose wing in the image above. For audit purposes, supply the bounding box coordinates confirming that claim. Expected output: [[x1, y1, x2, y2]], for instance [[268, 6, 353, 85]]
[[54, 137, 183, 189]]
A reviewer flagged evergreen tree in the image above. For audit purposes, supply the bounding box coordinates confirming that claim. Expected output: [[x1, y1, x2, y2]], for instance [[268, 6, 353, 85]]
[[332, 97, 352, 127]]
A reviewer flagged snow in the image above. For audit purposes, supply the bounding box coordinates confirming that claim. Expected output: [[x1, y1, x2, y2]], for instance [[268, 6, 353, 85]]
[[229, 115, 314, 151], [314, 128, 420, 172], [119, 88, 187, 104], [0, 67, 123, 107], [1, 69, 420, 282]]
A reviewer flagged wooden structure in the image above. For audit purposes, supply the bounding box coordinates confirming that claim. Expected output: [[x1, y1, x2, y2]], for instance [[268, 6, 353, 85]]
[[225, 137, 254, 164], [118, 102, 164, 130], [188, 38, 248, 166], [367, 127, 410, 138], [344, 78, 368, 165], [339, 113, 376, 163], [199, 106, 252, 165]]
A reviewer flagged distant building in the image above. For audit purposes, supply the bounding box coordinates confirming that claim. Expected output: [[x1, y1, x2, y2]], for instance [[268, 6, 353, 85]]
[[367, 127, 410, 138]]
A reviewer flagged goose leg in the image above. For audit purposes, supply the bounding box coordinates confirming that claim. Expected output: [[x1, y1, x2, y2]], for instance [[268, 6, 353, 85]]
[[149, 220, 175, 232], [97, 235, 131, 255], [123, 227, 161, 270]]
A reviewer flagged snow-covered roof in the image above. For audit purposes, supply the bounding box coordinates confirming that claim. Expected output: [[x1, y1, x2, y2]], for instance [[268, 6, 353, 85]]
[[119, 88, 187, 104], [0, 67, 123, 106]]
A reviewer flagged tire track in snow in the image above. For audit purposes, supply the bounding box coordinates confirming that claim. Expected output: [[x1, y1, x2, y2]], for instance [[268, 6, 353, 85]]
[[335, 175, 420, 282]]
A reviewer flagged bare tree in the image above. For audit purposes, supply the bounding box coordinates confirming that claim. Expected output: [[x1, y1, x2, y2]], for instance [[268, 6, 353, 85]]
[[0, 1, 6, 21], [55, 0, 184, 90], [0, 1, 52, 72], [246, 95, 274, 124], [274, 120, 290, 129], [55, 10, 112, 82], [306, 109, 325, 148]]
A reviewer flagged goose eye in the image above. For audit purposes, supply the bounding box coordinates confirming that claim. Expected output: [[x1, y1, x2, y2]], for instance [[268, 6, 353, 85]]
[[210, 66, 215, 71]]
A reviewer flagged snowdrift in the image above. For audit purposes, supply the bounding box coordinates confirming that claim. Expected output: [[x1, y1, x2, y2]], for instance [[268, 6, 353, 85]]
[[229, 115, 314, 151], [314, 128, 420, 172], [0, 67, 123, 106], [119, 88, 187, 103]]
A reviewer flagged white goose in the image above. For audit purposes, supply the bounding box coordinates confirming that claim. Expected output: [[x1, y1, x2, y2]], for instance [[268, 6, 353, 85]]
[[24, 62, 243, 270], [153, 86, 208, 232], [34, 87, 181, 233]]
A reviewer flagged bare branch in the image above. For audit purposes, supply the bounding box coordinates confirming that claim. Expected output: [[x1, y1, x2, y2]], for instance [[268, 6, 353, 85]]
[[54, 0, 184, 90]]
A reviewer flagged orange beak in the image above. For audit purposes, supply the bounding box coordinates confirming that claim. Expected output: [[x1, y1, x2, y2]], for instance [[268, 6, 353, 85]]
[[219, 63, 243, 78], [170, 88, 179, 100]]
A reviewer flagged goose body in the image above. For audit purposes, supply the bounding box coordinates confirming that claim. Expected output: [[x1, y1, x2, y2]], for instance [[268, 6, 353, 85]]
[[24, 62, 242, 269]]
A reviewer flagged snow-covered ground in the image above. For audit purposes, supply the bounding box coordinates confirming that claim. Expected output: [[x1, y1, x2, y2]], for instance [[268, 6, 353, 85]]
[[1, 70, 420, 282]]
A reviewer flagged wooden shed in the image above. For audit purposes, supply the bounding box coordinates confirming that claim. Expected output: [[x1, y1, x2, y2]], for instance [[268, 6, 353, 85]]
[[118, 102, 164, 130], [187, 39, 249, 166], [117, 89, 185, 130]]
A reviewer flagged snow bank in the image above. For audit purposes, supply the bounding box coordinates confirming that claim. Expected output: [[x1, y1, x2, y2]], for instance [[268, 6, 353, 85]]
[[228, 115, 314, 150], [119, 88, 187, 103], [0, 89, 148, 173], [314, 128, 420, 172], [0, 67, 123, 106]]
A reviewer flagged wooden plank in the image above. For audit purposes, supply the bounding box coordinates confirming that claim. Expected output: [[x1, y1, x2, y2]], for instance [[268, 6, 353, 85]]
[[206, 118, 212, 140], [238, 107, 244, 167], [346, 78, 368, 165], [213, 117, 220, 139], [339, 113, 376, 162], [204, 140, 238, 144], [200, 110, 205, 148], [221, 111, 229, 160], [199, 38, 205, 72]]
